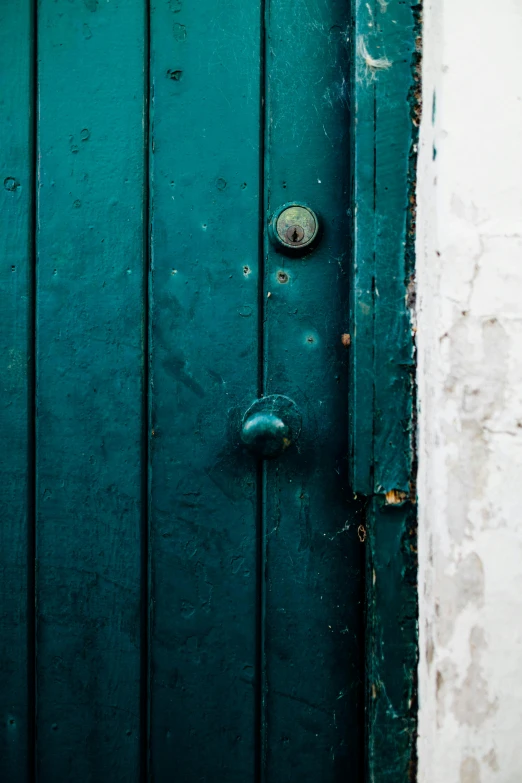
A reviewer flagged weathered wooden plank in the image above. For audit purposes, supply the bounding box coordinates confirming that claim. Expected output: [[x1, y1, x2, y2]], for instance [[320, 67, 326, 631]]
[[0, 2, 34, 778], [148, 1, 262, 779], [36, 2, 147, 779], [352, 0, 419, 779], [373, 0, 417, 495], [366, 499, 417, 782], [350, 0, 377, 495], [262, 1, 365, 778]]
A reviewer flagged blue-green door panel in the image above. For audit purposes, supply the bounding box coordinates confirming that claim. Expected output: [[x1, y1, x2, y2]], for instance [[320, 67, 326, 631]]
[[0, 3, 34, 778], [148, 0, 262, 777], [0, 0, 418, 780]]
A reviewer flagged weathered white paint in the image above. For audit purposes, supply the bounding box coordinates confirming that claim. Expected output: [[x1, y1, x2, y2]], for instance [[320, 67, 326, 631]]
[[416, 1, 522, 780]]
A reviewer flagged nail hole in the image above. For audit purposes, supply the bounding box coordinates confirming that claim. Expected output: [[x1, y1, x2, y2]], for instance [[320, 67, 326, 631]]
[[4, 177, 19, 191], [277, 271, 289, 284]]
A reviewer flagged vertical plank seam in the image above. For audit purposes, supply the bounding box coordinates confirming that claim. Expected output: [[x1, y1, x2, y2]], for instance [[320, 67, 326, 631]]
[[255, 0, 268, 777], [29, 0, 38, 778], [371, 80, 377, 493], [141, 0, 152, 779]]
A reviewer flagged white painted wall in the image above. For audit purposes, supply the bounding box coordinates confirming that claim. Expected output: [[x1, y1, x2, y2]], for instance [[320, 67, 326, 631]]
[[416, 1, 522, 780]]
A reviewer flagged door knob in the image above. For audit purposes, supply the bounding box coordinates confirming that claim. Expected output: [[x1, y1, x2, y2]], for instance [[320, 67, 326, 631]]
[[241, 395, 302, 459]]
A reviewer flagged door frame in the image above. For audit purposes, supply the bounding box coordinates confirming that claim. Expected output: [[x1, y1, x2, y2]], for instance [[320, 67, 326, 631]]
[[350, 0, 421, 779]]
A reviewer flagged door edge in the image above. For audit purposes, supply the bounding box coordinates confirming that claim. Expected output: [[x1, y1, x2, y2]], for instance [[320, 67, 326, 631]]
[[350, 1, 421, 780]]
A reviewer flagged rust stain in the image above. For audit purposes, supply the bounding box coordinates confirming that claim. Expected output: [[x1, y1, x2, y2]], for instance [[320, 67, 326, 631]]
[[385, 489, 408, 505]]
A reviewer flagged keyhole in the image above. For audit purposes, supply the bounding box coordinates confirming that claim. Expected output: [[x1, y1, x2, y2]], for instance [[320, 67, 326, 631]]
[[285, 224, 304, 244]]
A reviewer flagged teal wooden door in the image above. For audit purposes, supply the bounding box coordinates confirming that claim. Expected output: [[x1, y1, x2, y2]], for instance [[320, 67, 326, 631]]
[[1, 1, 363, 780]]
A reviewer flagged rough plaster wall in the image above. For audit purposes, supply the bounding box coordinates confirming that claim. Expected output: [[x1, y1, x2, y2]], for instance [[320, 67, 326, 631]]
[[416, 0, 522, 781]]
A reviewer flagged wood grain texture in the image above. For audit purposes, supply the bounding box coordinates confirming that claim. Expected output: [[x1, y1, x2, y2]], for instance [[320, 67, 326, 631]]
[[262, 0, 365, 779], [35, 2, 147, 779], [148, 1, 263, 779], [350, 0, 417, 495], [0, 2, 34, 778]]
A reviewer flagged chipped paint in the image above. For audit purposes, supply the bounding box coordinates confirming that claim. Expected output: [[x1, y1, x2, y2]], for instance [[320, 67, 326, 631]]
[[385, 489, 408, 505]]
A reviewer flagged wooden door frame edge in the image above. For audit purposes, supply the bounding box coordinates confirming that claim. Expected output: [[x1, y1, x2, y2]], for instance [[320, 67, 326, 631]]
[[350, 0, 421, 780]]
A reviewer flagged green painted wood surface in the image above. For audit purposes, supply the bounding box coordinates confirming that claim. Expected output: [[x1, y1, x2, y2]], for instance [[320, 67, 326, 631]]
[[349, 0, 377, 497], [0, 2, 34, 777], [366, 499, 417, 782], [35, 2, 147, 778], [373, 0, 417, 495], [148, 1, 262, 779], [350, 0, 417, 496], [0, 0, 418, 780], [261, 0, 365, 779], [350, 1, 419, 780]]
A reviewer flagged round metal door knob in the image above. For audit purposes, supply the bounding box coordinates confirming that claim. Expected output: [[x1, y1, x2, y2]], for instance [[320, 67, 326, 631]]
[[241, 395, 302, 459], [269, 203, 320, 254]]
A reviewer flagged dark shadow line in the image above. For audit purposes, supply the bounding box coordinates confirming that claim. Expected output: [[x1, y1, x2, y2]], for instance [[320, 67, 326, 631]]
[[255, 0, 268, 780], [28, 1, 38, 779], [140, 1, 152, 780]]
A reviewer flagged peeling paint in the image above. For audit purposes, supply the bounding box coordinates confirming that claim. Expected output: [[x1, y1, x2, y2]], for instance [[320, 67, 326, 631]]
[[385, 489, 408, 505], [352, 0, 421, 779]]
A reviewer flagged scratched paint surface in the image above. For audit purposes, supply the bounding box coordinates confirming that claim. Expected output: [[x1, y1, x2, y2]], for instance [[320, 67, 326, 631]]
[[0, 0, 417, 779], [261, 0, 365, 779], [351, 1, 420, 780]]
